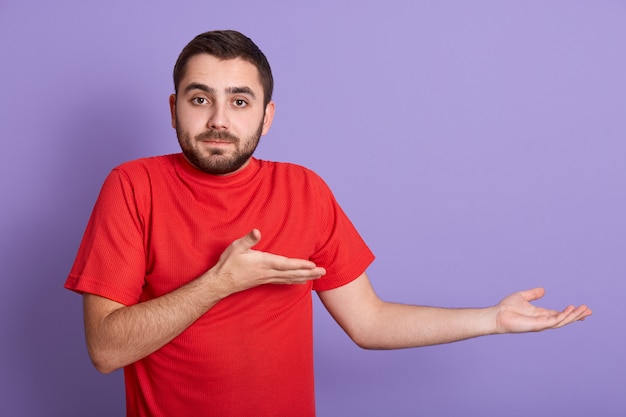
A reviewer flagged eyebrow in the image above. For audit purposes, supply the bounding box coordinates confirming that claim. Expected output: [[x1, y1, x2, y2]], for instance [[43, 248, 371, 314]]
[[184, 83, 256, 99]]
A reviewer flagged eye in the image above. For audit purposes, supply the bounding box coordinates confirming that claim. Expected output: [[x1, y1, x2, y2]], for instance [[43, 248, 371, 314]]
[[191, 97, 208, 105], [233, 99, 248, 108]]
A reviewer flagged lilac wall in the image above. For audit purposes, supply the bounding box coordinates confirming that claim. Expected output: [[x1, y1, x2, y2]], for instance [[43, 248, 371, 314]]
[[1, 1, 624, 416]]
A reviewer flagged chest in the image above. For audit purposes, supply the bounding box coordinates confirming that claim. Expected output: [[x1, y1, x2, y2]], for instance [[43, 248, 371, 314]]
[[139, 179, 320, 297]]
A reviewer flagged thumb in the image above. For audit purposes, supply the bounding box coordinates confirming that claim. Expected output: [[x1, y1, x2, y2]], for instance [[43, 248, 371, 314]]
[[519, 287, 546, 302], [236, 228, 262, 251]]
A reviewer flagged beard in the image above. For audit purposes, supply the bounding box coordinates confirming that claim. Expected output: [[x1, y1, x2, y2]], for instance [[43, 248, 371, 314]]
[[176, 117, 264, 175]]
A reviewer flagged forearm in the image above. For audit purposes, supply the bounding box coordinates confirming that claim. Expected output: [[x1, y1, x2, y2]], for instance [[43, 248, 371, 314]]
[[355, 301, 499, 349], [85, 273, 223, 374], [319, 274, 506, 350]]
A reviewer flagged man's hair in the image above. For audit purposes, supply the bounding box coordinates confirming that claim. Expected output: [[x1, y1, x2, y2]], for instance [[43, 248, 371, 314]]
[[173, 30, 274, 107]]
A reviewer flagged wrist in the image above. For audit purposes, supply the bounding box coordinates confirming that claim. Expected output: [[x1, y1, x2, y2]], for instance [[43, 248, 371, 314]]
[[480, 305, 502, 336], [189, 269, 230, 309]]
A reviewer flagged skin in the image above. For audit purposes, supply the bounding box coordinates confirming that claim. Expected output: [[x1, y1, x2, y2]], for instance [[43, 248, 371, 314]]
[[169, 54, 274, 175], [83, 55, 592, 374]]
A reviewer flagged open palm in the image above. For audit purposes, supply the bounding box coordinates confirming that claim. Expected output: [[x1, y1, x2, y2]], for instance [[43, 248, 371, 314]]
[[495, 287, 592, 333]]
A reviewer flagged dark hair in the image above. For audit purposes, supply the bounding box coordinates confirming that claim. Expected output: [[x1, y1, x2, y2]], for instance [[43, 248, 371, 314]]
[[173, 30, 274, 107]]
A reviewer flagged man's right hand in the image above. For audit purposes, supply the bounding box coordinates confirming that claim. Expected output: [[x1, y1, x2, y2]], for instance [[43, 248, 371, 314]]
[[205, 229, 326, 299]]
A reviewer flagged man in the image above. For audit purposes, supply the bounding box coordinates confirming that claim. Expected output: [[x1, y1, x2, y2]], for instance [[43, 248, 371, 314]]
[[65, 30, 591, 417]]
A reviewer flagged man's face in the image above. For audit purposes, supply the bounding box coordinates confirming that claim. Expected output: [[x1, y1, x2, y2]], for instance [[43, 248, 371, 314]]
[[169, 54, 275, 175]]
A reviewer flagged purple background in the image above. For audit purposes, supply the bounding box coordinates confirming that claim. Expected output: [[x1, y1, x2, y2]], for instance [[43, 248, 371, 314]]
[[1, 1, 624, 416]]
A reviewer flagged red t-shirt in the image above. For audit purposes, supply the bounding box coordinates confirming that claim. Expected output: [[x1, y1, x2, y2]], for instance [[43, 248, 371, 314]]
[[66, 154, 374, 417]]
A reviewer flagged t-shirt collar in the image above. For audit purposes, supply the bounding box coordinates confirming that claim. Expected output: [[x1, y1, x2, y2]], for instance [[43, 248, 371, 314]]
[[174, 153, 261, 188]]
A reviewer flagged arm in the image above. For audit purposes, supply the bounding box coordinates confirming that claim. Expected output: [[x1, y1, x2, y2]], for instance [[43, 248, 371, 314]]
[[317, 273, 591, 349], [84, 229, 326, 374]]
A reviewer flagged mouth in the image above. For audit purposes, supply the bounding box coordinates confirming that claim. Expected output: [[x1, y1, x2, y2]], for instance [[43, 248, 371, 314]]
[[196, 131, 238, 147], [200, 139, 235, 146]]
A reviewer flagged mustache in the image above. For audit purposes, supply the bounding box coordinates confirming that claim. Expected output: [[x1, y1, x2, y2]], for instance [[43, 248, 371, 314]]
[[195, 130, 239, 143]]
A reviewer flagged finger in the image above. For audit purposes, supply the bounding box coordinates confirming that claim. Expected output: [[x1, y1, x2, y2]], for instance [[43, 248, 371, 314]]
[[260, 263, 326, 283], [265, 265, 326, 279], [551, 305, 589, 328], [256, 251, 321, 272], [283, 274, 323, 285], [274, 257, 319, 271], [233, 229, 262, 251], [262, 272, 324, 285], [579, 306, 593, 320], [562, 305, 593, 326], [519, 287, 546, 303]]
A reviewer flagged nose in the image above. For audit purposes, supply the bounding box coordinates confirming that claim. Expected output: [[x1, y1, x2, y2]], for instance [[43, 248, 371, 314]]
[[207, 103, 229, 130]]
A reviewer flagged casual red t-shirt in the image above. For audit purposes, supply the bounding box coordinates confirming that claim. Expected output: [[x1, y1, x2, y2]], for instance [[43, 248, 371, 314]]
[[65, 154, 374, 417]]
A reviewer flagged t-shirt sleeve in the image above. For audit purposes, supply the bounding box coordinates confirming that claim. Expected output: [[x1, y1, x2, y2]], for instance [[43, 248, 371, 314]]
[[307, 172, 375, 291], [64, 168, 147, 305]]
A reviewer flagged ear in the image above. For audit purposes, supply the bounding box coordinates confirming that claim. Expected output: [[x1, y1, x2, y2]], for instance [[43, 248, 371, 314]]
[[168, 94, 177, 129], [261, 101, 275, 135]]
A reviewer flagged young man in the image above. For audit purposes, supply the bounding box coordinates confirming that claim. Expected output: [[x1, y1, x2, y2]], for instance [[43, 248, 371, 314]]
[[65, 30, 591, 417]]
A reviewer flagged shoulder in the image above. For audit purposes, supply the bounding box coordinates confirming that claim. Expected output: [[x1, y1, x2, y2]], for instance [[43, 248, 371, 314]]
[[94, 155, 178, 200], [112, 154, 175, 176], [93, 156, 181, 215], [257, 160, 339, 208], [103, 154, 178, 186], [258, 159, 328, 187]]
